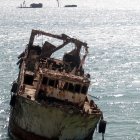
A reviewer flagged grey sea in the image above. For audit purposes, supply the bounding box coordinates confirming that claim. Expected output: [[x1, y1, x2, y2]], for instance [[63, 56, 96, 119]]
[[0, 0, 140, 140]]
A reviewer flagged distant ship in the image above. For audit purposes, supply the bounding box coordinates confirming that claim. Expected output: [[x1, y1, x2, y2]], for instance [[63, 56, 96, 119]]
[[8, 29, 106, 140], [64, 5, 77, 7], [18, 1, 43, 8], [30, 3, 43, 8]]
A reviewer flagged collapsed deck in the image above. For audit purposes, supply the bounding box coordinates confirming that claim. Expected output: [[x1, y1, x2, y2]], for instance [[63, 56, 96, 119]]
[[16, 29, 101, 113]]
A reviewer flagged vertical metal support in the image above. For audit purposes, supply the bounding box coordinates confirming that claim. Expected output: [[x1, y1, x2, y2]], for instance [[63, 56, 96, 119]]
[[28, 30, 36, 47], [102, 133, 104, 140], [56, 0, 59, 7]]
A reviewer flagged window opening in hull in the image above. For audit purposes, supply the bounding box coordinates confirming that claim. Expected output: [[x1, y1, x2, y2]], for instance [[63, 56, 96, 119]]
[[24, 74, 34, 85], [81, 86, 88, 94], [63, 82, 68, 90], [75, 84, 81, 93], [42, 77, 48, 85], [48, 79, 55, 87], [68, 83, 75, 92]]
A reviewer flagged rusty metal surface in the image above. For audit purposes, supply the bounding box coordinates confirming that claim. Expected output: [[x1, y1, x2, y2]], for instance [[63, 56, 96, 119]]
[[9, 96, 100, 140]]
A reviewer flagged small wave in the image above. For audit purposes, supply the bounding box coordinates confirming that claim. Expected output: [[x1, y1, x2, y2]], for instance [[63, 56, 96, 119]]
[[132, 80, 140, 87], [107, 94, 124, 98], [0, 109, 5, 113], [114, 94, 124, 97], [136, 121, 140, 124], [108, 101, 129, 105], [133, 101, 140, 104]]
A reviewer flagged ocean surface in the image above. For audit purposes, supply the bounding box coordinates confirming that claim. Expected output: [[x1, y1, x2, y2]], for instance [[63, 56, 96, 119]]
[[0, 0, 140, 140]]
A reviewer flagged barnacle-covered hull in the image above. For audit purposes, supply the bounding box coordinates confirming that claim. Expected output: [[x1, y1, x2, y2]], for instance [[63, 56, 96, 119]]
[[9, 96, 100, 140]]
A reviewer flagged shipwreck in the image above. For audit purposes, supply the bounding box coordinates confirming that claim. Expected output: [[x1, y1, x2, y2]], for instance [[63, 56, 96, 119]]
[[9, 29, 106, 140]]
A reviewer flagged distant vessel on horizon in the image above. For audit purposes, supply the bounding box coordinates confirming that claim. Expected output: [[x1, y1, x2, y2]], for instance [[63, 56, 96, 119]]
[[18, 1, 43, 8], [64, 5, 77, 7]]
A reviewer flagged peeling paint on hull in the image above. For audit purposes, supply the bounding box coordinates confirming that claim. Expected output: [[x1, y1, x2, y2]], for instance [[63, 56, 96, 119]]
[[9, 96, 100, 140]]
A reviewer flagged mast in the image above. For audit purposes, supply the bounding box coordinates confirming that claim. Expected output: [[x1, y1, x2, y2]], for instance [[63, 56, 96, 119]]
[[56, 0, 59, 7]]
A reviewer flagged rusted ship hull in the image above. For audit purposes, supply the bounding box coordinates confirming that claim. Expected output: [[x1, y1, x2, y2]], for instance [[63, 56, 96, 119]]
[[8, 29, 105, 140], [9, 96, 100, 140]]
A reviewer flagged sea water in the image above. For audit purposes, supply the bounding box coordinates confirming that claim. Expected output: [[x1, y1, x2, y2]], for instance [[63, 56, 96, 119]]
[[0, 0, 140, 140]]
